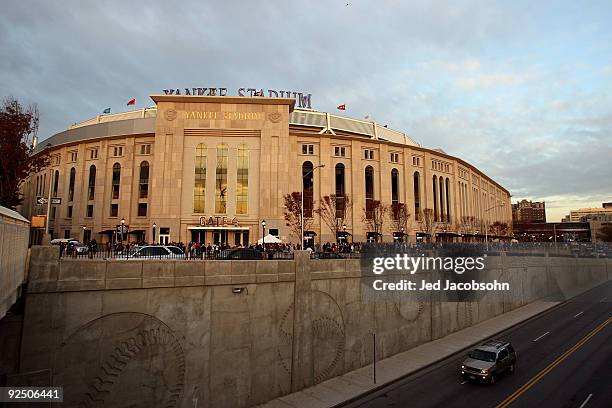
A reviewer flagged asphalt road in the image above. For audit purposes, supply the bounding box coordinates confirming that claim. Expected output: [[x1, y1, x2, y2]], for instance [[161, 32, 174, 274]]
[[342, 281, 612, 408]]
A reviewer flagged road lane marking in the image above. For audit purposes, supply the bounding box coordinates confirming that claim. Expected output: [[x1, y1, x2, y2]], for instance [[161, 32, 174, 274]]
[[578, 393, 593, 408], [532, 331, 550, 342], [460, 381, 468, 385], [496, 316, 612, 408], [573, 312, 584, 318]]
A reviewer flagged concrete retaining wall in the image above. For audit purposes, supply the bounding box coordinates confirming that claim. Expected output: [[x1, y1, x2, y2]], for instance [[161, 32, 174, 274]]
[[0, 206, 30, 319], [15, 248, 611, 407]]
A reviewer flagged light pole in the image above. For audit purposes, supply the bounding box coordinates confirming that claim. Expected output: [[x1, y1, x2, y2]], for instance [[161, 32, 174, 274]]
[[301, 164, 325, 249], [120, 218, 125, 242], [484, 203, 504, 251], [152, 222, 157, 244], [261, 220, 266, 249], [43, 143, 53, 244], [82, 225, 86, 242]]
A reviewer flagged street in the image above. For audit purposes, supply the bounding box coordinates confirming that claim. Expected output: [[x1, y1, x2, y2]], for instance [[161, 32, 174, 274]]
[[342, 281, 612, 408]]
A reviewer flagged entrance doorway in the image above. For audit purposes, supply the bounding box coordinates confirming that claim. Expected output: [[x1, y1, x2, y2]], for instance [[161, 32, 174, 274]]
[[159, 227, 170, 245], [212, 230, 228, 246]]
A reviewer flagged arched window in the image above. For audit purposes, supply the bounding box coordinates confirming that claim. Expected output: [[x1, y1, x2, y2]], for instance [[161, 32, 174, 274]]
[[439, 176, 445, 222], [87, 165, 96, 200], [391, 168, 399, 206], [445, 177, 451, 223], [433, 175, 438, 222], [335, 163, 345, 217], [111, 163, 121, 199], [413, 172, 420, 220], [52, 170, 59, 197], [139, 161, 149, 199], [194, 143, 206, 213], [303, 161, 314, 218], [236, 144, 249, 214], [215, 144, 228, 213], [68, 168, 76, 202], [365, 166, 374, 219]]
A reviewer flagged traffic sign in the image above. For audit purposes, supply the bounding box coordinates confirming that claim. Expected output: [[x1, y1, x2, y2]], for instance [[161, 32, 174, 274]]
[[116, 225, 129, 234], [51, 197, 62, 205], [36, 196, 48, 205]]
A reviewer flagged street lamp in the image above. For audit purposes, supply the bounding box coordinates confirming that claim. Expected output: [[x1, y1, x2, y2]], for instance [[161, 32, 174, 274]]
[[42, 143, 54, 244], [120, 218, 126, 243], [152, 222, 157, 244], [261, 220, 266, 249], [301, 164, 325, 249], [82, 225, 86, 243]]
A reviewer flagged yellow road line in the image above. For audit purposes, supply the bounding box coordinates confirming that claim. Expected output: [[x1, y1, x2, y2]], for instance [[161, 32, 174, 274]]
[[496, 316, 612, 408]]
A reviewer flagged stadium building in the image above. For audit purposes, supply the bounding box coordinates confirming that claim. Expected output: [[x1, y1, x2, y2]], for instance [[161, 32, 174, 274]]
[[19, 94, 512, 246]]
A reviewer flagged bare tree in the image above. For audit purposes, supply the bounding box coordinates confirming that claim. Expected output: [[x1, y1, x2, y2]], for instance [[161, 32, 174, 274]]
[[283, 192, 314, 244], [314, 194, 352, 242], [489, 221, 510, 236], [390, 202, 410, 234], [420, 208, 437, 242], [363, 200, 387, 242]]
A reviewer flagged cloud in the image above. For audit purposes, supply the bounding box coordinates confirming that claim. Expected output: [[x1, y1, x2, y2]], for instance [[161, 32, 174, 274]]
[[1, 0, 611, 218]]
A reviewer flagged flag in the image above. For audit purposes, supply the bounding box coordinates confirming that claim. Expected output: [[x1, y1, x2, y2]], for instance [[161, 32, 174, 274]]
[[127, 98, 136, 106], [337, 104, 346, 110], [102, 108, 111, 114]]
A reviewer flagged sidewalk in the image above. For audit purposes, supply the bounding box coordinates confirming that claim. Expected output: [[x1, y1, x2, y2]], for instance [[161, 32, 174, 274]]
[[260, 301, 560, 408]]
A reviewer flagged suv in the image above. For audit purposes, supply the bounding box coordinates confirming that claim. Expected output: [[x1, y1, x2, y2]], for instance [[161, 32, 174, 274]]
[[460, 340, 516, 384]]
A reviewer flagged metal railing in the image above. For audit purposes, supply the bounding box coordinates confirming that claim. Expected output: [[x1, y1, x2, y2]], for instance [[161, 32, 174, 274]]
[[58, 246, 295, 260]]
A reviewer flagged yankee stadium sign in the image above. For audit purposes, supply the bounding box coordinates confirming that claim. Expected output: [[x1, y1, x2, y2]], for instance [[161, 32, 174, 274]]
[[162, 87, 312, 109]]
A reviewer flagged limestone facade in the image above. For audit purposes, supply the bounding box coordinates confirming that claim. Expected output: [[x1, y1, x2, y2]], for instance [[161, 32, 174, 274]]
[[20, 95, 512, 245]]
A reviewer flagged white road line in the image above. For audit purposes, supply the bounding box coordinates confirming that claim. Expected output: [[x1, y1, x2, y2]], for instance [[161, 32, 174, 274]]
[[574, 311, 584, 318], [533, 331, 550, 342], [460, 381, 468, 385], [578, 393, 593, 408]]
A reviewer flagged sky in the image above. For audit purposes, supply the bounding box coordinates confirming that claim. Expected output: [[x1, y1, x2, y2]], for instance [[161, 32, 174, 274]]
[[1, 0, 611, 221]]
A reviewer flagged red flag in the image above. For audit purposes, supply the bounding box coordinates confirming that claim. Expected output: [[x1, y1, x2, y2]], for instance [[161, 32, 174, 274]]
[[337, 104, 346, 110], [127, 98, 136, 106]]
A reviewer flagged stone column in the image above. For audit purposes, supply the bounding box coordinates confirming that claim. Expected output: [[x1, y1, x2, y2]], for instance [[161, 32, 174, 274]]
[[291, 251, 313, 391]]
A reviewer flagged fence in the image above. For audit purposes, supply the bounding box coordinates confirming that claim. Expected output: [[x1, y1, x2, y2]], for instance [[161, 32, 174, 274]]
[[58, 246, 295, 260]]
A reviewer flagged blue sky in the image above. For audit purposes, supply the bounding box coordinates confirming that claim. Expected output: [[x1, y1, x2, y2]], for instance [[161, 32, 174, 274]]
[[1, 0, 611, 220]]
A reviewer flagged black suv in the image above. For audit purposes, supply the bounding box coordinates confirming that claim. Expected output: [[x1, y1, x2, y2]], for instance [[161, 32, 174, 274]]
[[460, 340, 517, 384]]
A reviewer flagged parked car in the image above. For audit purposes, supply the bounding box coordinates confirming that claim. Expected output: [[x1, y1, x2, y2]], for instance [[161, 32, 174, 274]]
[[125, 245, 185, 259], [460, 340, 516, 384], [312, 252, 346, 259], [50, 238, 78, 245], [220, 248, 264, 260], [62, 240, 89, 255]]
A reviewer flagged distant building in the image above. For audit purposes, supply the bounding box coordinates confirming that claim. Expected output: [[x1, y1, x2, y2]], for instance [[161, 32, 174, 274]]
[[567, 204, 612, 222], [512, 199, 546, 223]]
